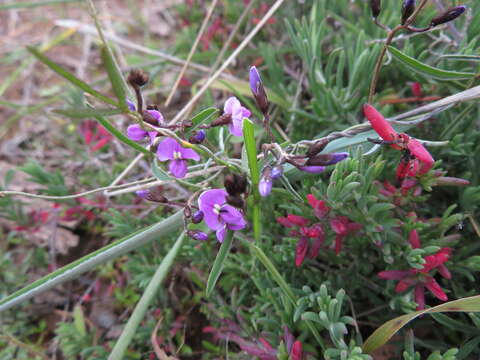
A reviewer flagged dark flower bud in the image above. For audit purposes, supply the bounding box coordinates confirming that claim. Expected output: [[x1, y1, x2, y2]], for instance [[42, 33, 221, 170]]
[[249, 66, 269, 115], [128, 69, 149, 87], [370, 0, 381, 18], [306, 139, 329, 157], [401, 0, 416, 25], [271, 165, 284, 180], [135, 189, 168, 203], [192, 210, 204, 224], [210, 113, 232, 127], [142, 110, 160, 126], [187, 230, 208, 241], [306, 152, 349, 166], [146, 104, 159, 110], [430, 6, 466, 27], [188, 130, 206, 144], [224, 174, 247, 196]]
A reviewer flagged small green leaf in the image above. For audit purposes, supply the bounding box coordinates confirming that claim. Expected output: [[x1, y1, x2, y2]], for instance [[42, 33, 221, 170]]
[[363, 295, 480, 353], [206, 231, 234, 297], [27, 46, 118, 107], [388, 46, 474, 80], [94, 115, 151, 155], [54, 108, 123, 118], [152, 159, 171, 181], [73, 305, 87, 337], [440, 54, 480, 62], [101, 45, 129, 111], [191, 107, 219, 128]]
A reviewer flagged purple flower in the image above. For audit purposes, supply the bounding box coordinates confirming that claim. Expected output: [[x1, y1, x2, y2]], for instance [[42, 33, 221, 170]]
[[198, 189, 247, 242], [135, 189, 149, 198], [259, 177, 272, 197], [126, 110, 164, 144], [188, 230, 208, 241], [192, 210, 204, 224], [297, 166, 326, 174], [189, 130, 206, 144], [156, 137, 200, 178], [127, 99, 136, 111], [249, 66, 269, 114], [223, 97, 251, 137], [271, 165, 284, 179], [430, 5, 467, 27]]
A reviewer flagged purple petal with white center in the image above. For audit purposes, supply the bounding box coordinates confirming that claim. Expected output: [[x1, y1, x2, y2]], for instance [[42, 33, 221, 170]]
[[228, 119, 244, 137], [220, 205, 246, 229], [198, 189, 228, 230], [156, 137, 179, 161], [242, 108, 251, 118], [179, 146, 201, 161], [169, 159, 187, 178], [216, 225, 227, 243], [127, 124, 147, 141]]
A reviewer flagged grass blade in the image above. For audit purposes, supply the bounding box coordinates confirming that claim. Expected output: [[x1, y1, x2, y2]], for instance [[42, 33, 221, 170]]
[[206, 231, 234, 297], [0, 211, 183, 312], [388, 46, 474, 80], [26, 46, 119, 107], [100, 46, 129, 111], [362, 295, 480, 353], [109, 233, 187, 360], [54, 108, 123, 118], [243, 118, 261, 242]]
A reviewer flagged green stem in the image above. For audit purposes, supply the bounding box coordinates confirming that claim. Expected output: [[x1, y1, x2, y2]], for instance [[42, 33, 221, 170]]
[[108, 233, 187, 360]]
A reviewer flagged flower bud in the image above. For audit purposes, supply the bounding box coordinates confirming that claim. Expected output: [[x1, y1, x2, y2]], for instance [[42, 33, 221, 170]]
[[187, 230, 208, 241], [271, 165, 284, 179], [305, 139, 329, 157], [306, 152, 349, 166], [128, 69, 149, 87], [192, 210, 204, 224], [249, 66, 269, 115], [370, 0, 381, 18], [434, 176, 470, 187], [135, 189, 168, 203], [401, 0, 416, 25], [259, 167, 273, 197], [188, 130, 206, 144], [430, 6, 466, 27], [297, 165, 326, 174]]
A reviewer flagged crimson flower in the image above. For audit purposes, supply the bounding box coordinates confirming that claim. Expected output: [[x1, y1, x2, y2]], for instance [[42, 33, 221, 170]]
[[329, 216, 363, 255], [363, 104, 434, 180], [378, 230, 452, 310], [80, 120, 113, 152]]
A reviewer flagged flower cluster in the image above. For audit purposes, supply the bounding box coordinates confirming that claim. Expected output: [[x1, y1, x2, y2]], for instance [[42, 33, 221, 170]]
[[277, 194, 361, 266], [364, 104, 434, 181], [378, 229, 452, 310]]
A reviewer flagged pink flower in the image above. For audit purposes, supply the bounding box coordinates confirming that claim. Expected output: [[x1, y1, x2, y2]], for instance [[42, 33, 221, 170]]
[[223, 97, 251, 136], [156, 137, 200, 178], [126, 109, 163, 144], [329, 216, 362, 255]]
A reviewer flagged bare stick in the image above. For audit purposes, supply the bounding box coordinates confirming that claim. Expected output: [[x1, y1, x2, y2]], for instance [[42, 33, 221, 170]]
[[164, 0, 219, 107]]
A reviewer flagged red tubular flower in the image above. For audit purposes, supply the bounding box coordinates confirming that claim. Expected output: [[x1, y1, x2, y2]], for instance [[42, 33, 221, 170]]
[[291, 341, 303, 360], [295, 236, 309, 267], [408, 229, 421, 249], [329, 216, 362, 254], [307, 194, 330, 218], [363, 104, 435, 179]]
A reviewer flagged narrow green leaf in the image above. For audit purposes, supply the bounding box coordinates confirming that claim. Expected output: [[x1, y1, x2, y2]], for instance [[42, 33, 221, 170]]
[[363, 295, 480, 353], [440, 54, 480, 62], [187, 107, 219, 135], [26, 46, 118, 107], [94, 115, 151, 155], [73, 305, 87, 337], [0, 0, 81, 10], [388, 46, 474, 80], [152, 158, 171, 181], [101, 45, 128, 111], [109, 233, 186, 360], [54, 108, 123, 118], [0, 211, 183, 312], [206, 231, 234, 297], [243, 119, 261, 241]]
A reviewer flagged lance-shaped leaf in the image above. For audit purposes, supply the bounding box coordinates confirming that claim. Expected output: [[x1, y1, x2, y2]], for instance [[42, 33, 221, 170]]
[[53, 108, 123, 118], [27, 46, 119, 107], [0, 211, 183, 312], [101, 45, 129, 111], [388, 46, 474, 80], [363, 295, 480, 353], [206, 231, 234, 297]]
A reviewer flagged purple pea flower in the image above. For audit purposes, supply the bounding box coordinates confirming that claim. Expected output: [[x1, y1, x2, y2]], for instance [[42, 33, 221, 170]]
[[259, 166, 273, 197], [249, 66, 269, 114], [188, 230, 208, 241], [223, 97, 251, 137], [271, 165, 284, 179], [192, 210, 204, 224], [126, 109, 164, 143], [198, 189, 247, 242], [156, 137, 200, 178]]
